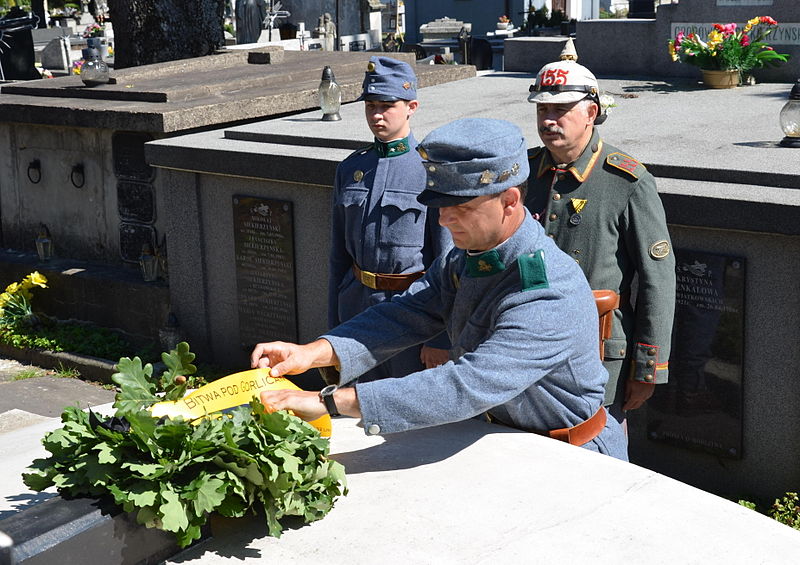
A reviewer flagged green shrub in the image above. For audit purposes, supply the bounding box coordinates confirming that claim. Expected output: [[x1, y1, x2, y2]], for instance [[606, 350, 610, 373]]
[[770, 492, 800, 529]]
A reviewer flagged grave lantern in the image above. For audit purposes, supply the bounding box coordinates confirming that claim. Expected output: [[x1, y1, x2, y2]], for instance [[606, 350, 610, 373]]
[[139, 243, 159, 282], [80, 47, 110, 87], [318, 66, 342, 121], [779, 79, 800, 148], [35, 224, 53, 262]]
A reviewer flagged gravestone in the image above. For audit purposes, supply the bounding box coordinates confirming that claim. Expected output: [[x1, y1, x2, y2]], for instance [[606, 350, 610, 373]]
[[0, 8, 41, 80], [648, 250, 746, 459], [232, 196, 298, 349], [419, 17, 470, 41], [39, 37, 71, 70]]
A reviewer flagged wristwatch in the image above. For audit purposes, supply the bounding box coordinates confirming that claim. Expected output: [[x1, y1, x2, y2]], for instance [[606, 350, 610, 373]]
[[319, 384, 340, 417]]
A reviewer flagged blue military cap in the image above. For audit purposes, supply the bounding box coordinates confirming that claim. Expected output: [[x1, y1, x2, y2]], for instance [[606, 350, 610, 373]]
[[416, 118, 530, 208], [357, 56, 418, 101]]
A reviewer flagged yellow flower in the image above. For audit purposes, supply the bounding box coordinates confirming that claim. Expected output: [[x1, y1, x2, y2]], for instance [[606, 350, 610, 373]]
[[707, 30, 723, 49], [0, 292, 12, 307], [5, 282, 20, 294], [744, 17, 759, 33], [26, 271, 48, 288], [668, 41, 678, 62]]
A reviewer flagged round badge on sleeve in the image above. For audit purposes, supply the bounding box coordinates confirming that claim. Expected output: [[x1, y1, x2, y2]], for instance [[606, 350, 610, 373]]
[[649, 240, 671, 259], [569, 213, 582, 226]]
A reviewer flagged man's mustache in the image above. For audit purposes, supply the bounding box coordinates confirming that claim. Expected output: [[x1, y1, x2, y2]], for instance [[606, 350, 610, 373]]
[[539, 125, 564, 135]]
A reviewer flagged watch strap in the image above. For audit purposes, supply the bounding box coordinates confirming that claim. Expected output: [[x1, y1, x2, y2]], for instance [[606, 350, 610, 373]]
[[320, 384, 340, 417]]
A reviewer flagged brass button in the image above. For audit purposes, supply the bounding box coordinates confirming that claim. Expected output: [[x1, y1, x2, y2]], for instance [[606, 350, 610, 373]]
[[645, 374, 654, 382], [548, 234, 555, 239], [367, 423, 381, 435], [427, 180, 435, 187], [553, 193, 561, 201], [549, 213, 558, 221], [648, 348, 657, 356], [575, 258, 580, 264], [647, 360, 655, 367], [428, 165, 436, 172], [619, 349, 625, 356]]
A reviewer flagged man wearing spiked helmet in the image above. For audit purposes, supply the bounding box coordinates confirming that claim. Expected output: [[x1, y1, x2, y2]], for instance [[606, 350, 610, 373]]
[[526, 39, 676, 424]]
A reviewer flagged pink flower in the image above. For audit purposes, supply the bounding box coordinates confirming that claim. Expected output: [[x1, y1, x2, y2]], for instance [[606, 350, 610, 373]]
[[675, 31, 685, 47], [740, 34, 750, 47]]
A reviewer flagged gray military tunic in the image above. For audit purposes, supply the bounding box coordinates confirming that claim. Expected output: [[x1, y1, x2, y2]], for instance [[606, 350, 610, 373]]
[[329, 133, 451, 381], [324, 213, 628, 460], [526, 129, 676, 409]]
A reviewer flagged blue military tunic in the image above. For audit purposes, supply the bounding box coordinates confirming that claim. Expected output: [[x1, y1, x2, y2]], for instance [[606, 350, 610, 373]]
[[329, 132, 452, 381], [324, 213, 628, 460]]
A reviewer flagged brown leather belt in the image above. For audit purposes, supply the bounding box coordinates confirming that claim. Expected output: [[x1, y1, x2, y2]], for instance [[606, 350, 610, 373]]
[[592, 290, 630, 361], [546, 407, 607, 446], [486, 406, 607, 447], [353, 264, 424, 292]]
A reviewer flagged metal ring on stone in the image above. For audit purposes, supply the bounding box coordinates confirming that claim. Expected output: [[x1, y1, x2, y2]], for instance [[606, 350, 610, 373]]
[[70, 164, 85, 188], [27, 159, 41, 184]]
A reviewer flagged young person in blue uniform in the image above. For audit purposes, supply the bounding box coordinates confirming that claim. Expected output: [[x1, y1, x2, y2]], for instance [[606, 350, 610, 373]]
[[253, 118, 628, 460], [526, 41, 676, 424], [328, 56, 451, 382]]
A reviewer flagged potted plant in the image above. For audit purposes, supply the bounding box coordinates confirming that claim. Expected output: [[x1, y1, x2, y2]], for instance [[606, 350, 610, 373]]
[[668, 16, 790, 88], [497, 15, 512, 30]]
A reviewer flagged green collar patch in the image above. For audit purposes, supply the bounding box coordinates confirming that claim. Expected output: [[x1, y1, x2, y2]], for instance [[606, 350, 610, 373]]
[[517, 250, 549, 291], [374, 137, 410, 158], [466, 250, 506, 277]]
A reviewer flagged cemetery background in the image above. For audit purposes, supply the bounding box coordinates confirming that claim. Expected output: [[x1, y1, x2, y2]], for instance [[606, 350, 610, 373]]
[[0, 1, 799, 560]]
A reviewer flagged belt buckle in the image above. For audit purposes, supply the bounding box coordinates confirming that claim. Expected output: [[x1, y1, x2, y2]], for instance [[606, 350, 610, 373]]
[[362, 270, 378, 289]]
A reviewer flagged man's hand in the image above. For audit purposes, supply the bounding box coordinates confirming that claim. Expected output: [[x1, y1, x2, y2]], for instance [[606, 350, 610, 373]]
[[623, 380, 656, 411], [260, 386, 361, 421], [250, 339, 337, 377], [420, 346, 449, 369]]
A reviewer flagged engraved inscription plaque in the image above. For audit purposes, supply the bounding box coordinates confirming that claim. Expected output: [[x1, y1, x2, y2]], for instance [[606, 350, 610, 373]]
[[119, 222, 156, 263], [647, 249, 745, 458], [232, 196, 298, 348], [112, 132, 155, 181], [118, 180, 155, 223]]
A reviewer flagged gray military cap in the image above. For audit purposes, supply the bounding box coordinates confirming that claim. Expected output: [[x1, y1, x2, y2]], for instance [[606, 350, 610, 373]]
[[416, 118, 529, 208]]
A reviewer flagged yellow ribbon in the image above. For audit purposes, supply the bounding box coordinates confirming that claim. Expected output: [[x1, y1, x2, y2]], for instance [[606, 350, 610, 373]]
[[570, 198, 587, 214], [149, 368, 332, 437]]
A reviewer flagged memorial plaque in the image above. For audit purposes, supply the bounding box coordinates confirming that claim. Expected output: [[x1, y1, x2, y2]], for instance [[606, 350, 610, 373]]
[[119, 222, 156, 263], [118, 180, 155, 223], [647, 249, 745, 458], [112, 132, 155, 181], [232, 196, 298, 348]]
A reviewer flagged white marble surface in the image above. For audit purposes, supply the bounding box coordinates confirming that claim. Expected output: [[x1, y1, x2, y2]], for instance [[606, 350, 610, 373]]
[[3, 412, 800, 564], [169, 418, 800, 564]]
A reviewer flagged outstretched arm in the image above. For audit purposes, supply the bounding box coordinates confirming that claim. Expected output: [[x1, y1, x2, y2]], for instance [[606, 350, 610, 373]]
[[260, 386, 362, 422], [250, 338, 340, 377]]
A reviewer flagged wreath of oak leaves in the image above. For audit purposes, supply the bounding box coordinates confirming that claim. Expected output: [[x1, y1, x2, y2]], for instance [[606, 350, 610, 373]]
[[22, 342, 347, 548]]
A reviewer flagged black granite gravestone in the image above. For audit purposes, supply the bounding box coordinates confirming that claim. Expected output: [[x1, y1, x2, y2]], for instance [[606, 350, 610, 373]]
[[0, 8, 40, 81], [648, 249, 745, 458], [232, 195, 298, 349]]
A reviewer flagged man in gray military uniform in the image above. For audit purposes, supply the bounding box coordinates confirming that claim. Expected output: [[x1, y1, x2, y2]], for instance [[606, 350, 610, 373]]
[[253, 118, 628, 460], [328, 56, 451, 382], [525, 41, 676, 423]]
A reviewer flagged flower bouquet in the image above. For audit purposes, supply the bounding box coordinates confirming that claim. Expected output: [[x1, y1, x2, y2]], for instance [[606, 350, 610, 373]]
[[82, 23, 104, 38], [668, 16, 790, 86]]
